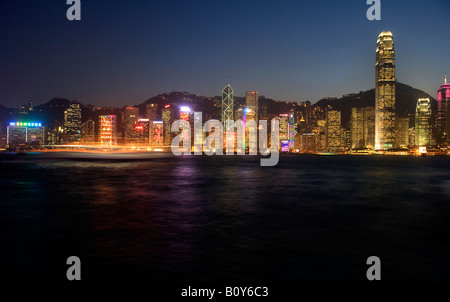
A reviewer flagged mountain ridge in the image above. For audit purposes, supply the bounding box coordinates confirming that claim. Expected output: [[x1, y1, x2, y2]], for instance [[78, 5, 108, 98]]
[[0, 83, 438, 128], [314, 82, 437, 126]]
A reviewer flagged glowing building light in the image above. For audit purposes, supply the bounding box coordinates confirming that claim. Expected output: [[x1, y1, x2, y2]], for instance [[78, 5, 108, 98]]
[[9, 122, 43, 127], [180, 106, 192, 112], [281, 140, 289, 152]]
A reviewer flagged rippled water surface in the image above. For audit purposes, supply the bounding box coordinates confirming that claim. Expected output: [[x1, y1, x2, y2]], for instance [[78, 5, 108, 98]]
[[1, 152, 449, 282]]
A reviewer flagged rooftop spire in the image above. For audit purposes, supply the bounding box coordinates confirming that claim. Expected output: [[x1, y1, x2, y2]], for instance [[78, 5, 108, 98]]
[[445, 74, 447, 84]]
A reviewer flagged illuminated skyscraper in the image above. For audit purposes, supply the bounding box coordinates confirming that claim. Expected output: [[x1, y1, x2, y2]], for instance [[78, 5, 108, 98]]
[[375, 31, 396, 150], [162, 105, 175, 146], [123, 106, 140, 141], [179, 106, 192, 121], [278, 114, 290, 152], [278, 114, 289, 142], [409, 127, 416, 146], [289, 111, 295, 150], [415, 98, 432, 146], [64, 103, 82, 142], [100, 115, 116, 146], [151, 121, 164, 147], [179, 106, 192, 147], [313, 120, 326, 152], [245, 91, 258, 121], [351, 107, 375, 149], [221, 84, 234, 132], [302, 133, 315, 153], [193, 112, 205, 153], [135, 118, 150, 144], [437, 75, 450, 145], [395, 117, 409, 148], [340, 129, 352, 150], [326, 110, 341, 152]]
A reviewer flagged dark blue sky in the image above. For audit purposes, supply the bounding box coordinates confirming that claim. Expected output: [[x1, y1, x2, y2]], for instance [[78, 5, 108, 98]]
[[0, 0, 449, 107]]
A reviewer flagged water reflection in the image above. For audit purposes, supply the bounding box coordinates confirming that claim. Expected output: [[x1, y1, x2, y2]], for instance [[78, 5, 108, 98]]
[[1, 153, 450, 281]]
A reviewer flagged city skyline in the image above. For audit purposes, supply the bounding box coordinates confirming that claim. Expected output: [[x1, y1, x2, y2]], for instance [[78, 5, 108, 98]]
[[1, 0, 449, 107], [3, 1, 450, 289]]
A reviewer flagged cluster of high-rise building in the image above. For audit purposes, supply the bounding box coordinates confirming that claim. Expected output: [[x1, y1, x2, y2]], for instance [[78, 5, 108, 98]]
[[3, 101, 172, 149], [1, 31, 449, 154], [217, 31, 446, 153]]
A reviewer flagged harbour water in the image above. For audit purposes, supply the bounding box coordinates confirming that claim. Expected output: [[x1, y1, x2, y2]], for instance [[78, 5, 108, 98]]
[[1, 152, 449, 282]]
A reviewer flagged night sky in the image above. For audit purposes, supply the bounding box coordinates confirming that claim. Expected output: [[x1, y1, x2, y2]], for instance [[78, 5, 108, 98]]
[[0, 0, 449, 107]]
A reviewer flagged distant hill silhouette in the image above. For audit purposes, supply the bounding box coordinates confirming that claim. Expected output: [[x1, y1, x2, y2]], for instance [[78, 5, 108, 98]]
[[33, 97, 73, 126], [138, 91, 222, 120], [315, 82, 437, 126], [0, 83, 438, 129]]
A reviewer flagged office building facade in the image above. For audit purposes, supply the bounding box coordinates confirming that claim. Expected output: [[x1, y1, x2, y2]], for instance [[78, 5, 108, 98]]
[[437, 75, 450, 145], [375, 31, 396, 150], [415, 98, 432, 146], [351, 107, 375, 149], [64, 103, 82, 142]]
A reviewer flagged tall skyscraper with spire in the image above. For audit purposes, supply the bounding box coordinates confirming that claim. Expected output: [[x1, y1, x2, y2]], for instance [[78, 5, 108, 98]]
[[375, 31, 396, 150], [221, 84, 234, 132], [437, 74, 450, 145]]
